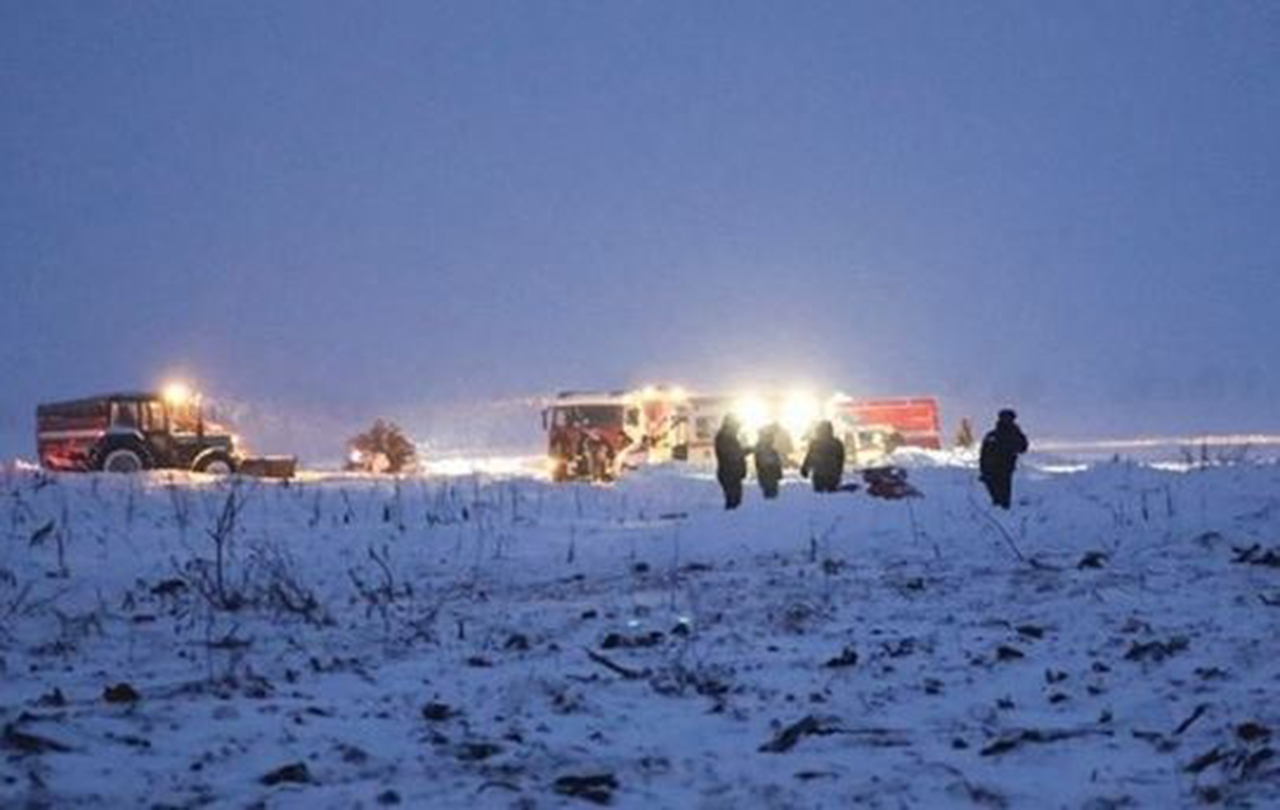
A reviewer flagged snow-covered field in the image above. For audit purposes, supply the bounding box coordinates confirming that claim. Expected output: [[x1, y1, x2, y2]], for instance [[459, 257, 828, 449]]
[[1, 457, 1278, 808]]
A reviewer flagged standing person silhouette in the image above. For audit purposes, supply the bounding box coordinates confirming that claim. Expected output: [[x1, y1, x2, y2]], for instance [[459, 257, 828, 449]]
[[979, 409, 1029, 509], [714, 414, 751, 510], [800, 420, 846, 493], [755, 424, 784, 500]]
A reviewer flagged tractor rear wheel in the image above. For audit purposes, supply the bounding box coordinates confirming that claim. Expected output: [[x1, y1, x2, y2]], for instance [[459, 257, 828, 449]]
[[100, 446, 148, 473]]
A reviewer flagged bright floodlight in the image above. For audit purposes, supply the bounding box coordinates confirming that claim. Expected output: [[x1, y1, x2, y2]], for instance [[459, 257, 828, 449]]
[[162, 382, 193, 405], [781, 390, 821, 440], [732, 393, 769, 436]]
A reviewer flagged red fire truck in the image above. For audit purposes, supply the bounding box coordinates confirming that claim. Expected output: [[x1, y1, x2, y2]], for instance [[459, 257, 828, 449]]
[[542, 387, 690, 482], [684, 392, 943, 467], [830, 396, 942, 464], [543, 387, 942, 479]]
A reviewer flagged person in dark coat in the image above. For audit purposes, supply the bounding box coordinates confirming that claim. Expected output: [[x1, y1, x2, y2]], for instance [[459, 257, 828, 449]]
[[800, 420, 846, 493], [714, 414, 751, 510], [755, 424, 784, 499], [979, 408, 1028, 509]]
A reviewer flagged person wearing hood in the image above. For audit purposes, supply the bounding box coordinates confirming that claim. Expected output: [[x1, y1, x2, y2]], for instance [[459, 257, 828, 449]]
[[714, 414, 751, 510], [800, 420, 846, 493], [979, 409, 1029, 509]]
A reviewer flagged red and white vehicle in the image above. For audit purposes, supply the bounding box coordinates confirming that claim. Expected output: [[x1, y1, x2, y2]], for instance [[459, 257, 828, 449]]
[[684, 394, 735, 464], [542, 387, 690, 482], [543, 386, 943, 479], [631, 385, 691, 463], [666, 391, 944, 468], [543, 392, 633, 483], [830, 395, 943, 465]]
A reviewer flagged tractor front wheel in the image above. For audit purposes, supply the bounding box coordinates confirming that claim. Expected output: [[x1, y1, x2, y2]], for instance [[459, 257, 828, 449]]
[[193, 453, 236, 475]]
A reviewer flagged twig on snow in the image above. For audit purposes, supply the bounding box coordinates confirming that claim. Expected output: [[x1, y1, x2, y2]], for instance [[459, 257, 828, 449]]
[[968, 493, 1027, 563], [980, 726, 1112, 756], [1174, 703, 1211, 736], [584, 648, 648, 680]]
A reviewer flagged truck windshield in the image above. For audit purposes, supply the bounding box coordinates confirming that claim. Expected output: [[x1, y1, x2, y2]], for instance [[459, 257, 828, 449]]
[[555, 406, 623, 429]]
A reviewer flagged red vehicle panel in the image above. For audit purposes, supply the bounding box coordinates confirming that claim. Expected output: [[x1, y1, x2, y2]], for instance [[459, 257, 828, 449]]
[[839, 397, 942, 449], [36, 401, 110, 471]]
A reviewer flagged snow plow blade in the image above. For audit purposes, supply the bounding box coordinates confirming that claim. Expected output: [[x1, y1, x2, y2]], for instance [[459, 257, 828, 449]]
[[238, 456, 297, 479]]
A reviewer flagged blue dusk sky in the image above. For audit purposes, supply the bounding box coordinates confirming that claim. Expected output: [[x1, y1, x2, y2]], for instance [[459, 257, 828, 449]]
[[2, 1, 1278, 457]]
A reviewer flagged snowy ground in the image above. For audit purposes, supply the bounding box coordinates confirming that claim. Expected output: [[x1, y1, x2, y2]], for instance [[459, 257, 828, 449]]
[[1, 456, 1278, 808]]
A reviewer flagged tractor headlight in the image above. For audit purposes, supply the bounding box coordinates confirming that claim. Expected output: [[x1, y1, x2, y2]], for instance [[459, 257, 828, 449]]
[[162, 381, 193, 406]]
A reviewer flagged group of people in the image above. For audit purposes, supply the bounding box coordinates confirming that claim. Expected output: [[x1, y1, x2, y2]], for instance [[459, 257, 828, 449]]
[[714, 416, 849, 509], [714, 409, 1029, 511]]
